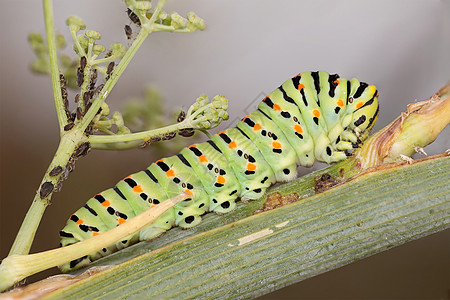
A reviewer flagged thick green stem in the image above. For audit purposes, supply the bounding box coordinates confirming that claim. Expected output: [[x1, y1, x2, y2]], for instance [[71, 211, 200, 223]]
[[8, 131, 87, 256]]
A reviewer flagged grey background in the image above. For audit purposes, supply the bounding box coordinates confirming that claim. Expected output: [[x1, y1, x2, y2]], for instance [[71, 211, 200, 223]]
[[1, 0, 449, 298]]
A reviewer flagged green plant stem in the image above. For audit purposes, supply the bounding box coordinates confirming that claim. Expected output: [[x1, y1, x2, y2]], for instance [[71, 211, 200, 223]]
[[8, 131, 86, 256], [7, 5, 159, 257], [78, 29, 150, 134], [8, 0, 76, 257], [0, 193, 189, 292], [43, 0, 67, 131], [89, 119, 190, 148]]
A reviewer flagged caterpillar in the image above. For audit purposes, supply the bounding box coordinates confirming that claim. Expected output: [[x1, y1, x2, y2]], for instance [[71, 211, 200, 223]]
[[60, 71, 379, 271]]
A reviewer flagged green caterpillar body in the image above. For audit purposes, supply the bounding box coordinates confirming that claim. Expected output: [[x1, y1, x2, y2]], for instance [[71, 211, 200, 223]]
[[60, 71, 379, 271]]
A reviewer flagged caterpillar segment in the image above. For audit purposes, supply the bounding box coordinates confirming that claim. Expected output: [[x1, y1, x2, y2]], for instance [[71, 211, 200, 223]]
[[60, 71, 379, 271]]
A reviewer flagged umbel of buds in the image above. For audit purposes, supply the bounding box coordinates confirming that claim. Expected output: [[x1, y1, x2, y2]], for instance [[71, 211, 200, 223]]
[[187, 95, 229, 130]]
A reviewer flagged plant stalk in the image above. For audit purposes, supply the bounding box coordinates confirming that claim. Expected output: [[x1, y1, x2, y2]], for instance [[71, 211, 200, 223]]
[[43, 0, 67, 131], [8, 131, 86, 256]]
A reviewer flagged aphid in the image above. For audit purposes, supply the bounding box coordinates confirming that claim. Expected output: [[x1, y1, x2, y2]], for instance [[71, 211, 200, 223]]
[[75, 142, 90, 158], [64, 122, 75, 131], [83, 92, 90, 104], [59, 73, 66, 87], [77, 67, 84, 87], [80, 56, 87, 71], [89, 69, 97, 90], [177, 110, 186, 122], [124, 25, 133, 40], [106, 62, 114, 81], [40, 182, 54, 199], [76, 107, 84, 120], [93, 84, 104, 98], [178, 128, 195, 137], [127, 8, 141, 26], [60, 71, 379, 271], [49, 166, 64, 177], [162, 132, 176, 140]]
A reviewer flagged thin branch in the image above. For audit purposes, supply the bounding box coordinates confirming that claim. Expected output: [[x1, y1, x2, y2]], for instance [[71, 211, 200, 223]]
[[43, 0, 67, 130]]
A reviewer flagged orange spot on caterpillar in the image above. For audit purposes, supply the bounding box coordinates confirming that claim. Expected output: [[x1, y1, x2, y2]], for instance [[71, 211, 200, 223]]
[[298, 83, 305, 91], [294, 124, 303, 133], [247, 163, 256, 171], [356, 101, 364, 109], [76, 219, 84, 225], [166, 169, 175, 177], [337, 99, 344, 107], [155, 159, 163, 163], [334, 79, 340, 85], [296, 73, 302, 78], [123, 176, 131, 180], [133, 185, 143, 193], [242, 116, 249, 121], [273, 104, 281, 111], [272, 141, 281, 149], [185, 189, 193, 196], [218, 131, 226, 135], [229, 141, 237, 149], [92, 232, 100, 236], [217, 175, 226, 184], [313, 109, 320, 118], [199, 155, 208, 163], [118, 218, 126, 225], [188, 144, 196, 148], [102, 200, 110, 207], [253, 123, 262, 131]]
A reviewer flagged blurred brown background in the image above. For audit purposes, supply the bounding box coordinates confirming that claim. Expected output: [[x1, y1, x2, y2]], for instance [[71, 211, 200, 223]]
[[1, 0, 449, 298]]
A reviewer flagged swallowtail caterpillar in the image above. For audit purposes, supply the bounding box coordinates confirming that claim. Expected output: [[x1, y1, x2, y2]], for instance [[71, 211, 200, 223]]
[[60, 71, 379, 271]]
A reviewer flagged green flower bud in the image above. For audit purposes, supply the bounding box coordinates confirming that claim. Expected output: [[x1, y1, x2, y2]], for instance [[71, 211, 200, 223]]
[[85, 30, 101, 40], [28, 32, 44, 45], [187, 12, 206, 30], [77, 34, 89, 48], [112, 111, 124, 126], [109, 43, 127, 58], [93, 44, 106, 55], [170, 12, 188, 29], [159, 10, 168, 20], [100, 102, 110, 116], [134, 1, 151, 11], [66, 16, 86, 32], [31, 59, 49, 74]]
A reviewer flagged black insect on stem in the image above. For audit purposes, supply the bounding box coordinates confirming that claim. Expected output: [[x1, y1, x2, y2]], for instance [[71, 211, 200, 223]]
[[75, 142, 91, 158], [106, 62, 114, 81], [77, 67, 84, 87], [177, 110, 186, 122], [49, 166, 64, 177], [178, 128, 195, 137], [124, 25, 133, 40], [93, 84, 104, 97], [59, 73, 66, 87], [162, 132, 176, 141], [40, 182, 54, 199], [64, 122, 75, 131], [127, 8, 141, 26], [76, 107, 84, 120], [80, 56, 87, 71]]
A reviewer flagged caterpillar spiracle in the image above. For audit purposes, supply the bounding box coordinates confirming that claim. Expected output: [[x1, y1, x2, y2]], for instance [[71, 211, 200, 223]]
[[60, 71, 379, 271]]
